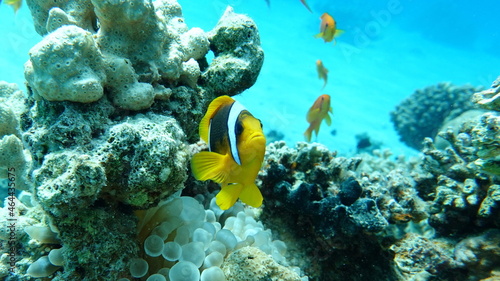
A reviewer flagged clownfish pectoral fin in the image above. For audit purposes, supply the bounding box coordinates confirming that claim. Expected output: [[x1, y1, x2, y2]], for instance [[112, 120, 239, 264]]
[[191, 151, 230, 183], [199, 95, 235, 143], [313, 32, 324, 39], [325, 112, 332, 126], [239, 183, 263, 208], [216, 183, 244, 210]]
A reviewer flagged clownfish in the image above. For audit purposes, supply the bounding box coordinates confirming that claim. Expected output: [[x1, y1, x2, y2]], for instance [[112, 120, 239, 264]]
[[304, 94, 333, 142], [316, 60, 328, 89], [191, 96, 266, 210], [314, 13, 344, 44]]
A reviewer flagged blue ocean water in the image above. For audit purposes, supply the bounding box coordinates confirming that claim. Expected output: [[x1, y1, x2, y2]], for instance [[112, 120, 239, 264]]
[[179, 0, 500, 156], [1, 0, 499, 157]]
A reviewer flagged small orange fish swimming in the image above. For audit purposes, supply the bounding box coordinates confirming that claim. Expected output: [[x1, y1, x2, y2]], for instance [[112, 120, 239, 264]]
[[314, 13, 344, 44], [4, 0, 22, 12], [316, 60, 328, 89], [304, 94, 333, 142], [191, 96, 266, 210], [300, 0, 312, 13]]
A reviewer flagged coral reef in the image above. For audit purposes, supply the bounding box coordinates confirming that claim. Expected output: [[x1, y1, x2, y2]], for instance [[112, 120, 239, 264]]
[[0, 82, 31, 192], [25, 0, 262, 112], [454, 229, 500, 280], [257, 130, 500, 280], [391, 233, 459, 279], [0, 191, 63, 279], [3, 0, 499, 279], [390, 82, 483, 150], [390, 79, 500, 280], [200, 7, 264, 96], [417, 78, 500, 236], [24, 25, 106, 103], [471, 78, 500, 176], [354, 132, 381, 154], [472, 76, 500, 111], [2, 0, 266, 280], [258, 141, 427, 280]]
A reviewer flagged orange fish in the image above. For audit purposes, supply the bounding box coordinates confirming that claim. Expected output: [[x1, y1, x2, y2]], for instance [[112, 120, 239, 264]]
[[316, 60, 328, 89], [304, 94, 333, 142], [314, 13, 344, 44], [300, 0, 312, 13], [4, 0, 22, 12]]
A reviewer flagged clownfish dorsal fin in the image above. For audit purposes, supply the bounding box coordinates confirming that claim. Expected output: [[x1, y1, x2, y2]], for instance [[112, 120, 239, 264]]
[[199, 95, 235, 143], [191, 151, 230, 183]]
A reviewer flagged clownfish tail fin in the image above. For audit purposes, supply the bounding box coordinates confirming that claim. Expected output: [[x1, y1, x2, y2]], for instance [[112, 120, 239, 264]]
[[239, 183, 263, 208], [216, 183, 244, 210]]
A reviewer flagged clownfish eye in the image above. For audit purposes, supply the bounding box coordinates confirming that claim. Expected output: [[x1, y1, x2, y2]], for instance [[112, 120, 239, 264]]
[[235, 121, 243, 135]]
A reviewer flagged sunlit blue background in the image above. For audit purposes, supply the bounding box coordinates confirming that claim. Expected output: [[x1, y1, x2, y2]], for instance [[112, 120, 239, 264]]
[[1, 0, 499, 157]]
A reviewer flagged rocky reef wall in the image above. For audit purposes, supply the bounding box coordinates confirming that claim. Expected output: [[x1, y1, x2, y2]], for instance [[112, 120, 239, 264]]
[[0, 0, 268, 280]]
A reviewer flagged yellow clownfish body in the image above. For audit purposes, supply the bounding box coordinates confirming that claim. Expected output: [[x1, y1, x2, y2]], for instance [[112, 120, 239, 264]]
[[191, 96, 266, 210]]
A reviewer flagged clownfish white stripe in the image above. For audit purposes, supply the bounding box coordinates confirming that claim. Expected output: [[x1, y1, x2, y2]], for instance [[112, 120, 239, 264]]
[[227, 100, 247, 165], [207, 119, 213, 152]]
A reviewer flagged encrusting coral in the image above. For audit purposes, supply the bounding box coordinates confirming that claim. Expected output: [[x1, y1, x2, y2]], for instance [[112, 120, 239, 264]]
[[405, 77, 500, 280], [24, 25, 106, 104]]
